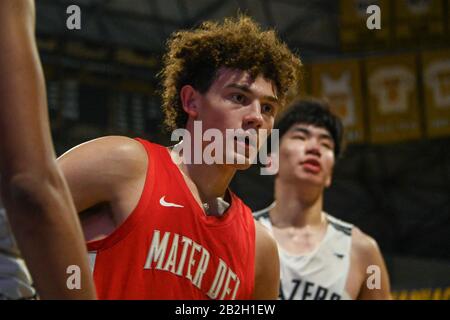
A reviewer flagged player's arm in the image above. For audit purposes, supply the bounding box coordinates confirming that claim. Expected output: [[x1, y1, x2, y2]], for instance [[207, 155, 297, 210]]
[[0, 0, 96, 299], [57, 136, 148, 223], [354, 230, 392, 300], [253, 221, 280, 299]]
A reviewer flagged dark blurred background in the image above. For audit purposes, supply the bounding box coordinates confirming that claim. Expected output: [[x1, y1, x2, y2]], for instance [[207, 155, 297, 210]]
[[35, 0, 450, 299]]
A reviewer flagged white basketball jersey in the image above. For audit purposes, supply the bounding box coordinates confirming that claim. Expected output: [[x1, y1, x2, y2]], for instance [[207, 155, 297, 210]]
[[0, 194, 36, 299], [254, 202, 353, 300]]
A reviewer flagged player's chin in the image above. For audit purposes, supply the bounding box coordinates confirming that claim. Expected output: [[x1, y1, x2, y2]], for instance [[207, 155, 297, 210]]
[[296, 172, 326, 186]]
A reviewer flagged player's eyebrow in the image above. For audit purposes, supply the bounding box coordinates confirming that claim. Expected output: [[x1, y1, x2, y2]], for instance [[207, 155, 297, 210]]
[[292, 126, 333, 142], [226, 83, 280, 105]]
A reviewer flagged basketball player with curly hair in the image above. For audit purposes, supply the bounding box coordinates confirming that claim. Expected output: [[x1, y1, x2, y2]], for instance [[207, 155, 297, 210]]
[[58, 16, 302, 299]]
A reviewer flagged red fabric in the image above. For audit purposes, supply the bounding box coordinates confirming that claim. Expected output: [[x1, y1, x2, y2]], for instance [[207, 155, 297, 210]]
[[87, 139, 256, 300]]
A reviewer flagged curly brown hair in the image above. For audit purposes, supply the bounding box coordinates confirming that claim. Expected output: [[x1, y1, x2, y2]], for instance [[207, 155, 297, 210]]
[[160, 15, 302, 131]]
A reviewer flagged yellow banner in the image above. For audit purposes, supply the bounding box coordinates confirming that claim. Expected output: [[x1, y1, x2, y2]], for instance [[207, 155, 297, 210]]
[[394, 0, 444, 41], [311, 60, 365, 143], [422, 50, 450, 138], [395, 0, 442, 19], [340, 0, 390, 25], [366, 54, 422, 143], [392, 286, 450, 300], [340, 0, 391, 49]]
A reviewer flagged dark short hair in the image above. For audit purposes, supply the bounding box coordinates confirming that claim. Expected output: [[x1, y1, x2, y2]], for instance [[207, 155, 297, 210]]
[[160, 15, 302, 131], [275, 98, 345, 157]]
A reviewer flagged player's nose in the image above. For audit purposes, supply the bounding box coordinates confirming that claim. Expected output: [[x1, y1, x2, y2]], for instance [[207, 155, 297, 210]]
[[243, 101, 263, 130]]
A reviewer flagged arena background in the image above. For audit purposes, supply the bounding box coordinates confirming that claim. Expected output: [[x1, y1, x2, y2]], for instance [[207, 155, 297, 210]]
[[35, 0, 450, 299]]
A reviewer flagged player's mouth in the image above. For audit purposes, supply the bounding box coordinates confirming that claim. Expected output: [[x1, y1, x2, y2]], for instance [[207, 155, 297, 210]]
[[300, 158, 322, 174]]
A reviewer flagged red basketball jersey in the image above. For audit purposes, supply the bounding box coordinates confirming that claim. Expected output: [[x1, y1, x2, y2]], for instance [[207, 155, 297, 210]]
[[87, 139, 256, 299]]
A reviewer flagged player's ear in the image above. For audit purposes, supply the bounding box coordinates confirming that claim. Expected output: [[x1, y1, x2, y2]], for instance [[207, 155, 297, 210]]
[[180, 85, 199, 118]]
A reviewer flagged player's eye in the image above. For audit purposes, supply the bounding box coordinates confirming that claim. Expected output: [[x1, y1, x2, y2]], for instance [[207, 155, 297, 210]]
[[261, 104, 274, 115], [322, 142, 333, 150], [230, 93, 247, 105]]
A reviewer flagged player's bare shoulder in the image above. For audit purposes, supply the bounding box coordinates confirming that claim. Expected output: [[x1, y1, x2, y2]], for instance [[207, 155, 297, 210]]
[[350, 226, 386, 281], [59, 135, 148, 178], [57, 136, 150, 214], [351, 227, 381, 262], [101, 136, 148, 175], [351, 227, 392, 299]]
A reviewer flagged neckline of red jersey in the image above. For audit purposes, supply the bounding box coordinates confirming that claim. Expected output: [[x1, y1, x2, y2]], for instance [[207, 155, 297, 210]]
[[160, 146, 240, 228]]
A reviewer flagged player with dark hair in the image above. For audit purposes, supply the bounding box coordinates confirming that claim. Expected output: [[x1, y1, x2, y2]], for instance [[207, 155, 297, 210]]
[[254, 99, 391, 300]]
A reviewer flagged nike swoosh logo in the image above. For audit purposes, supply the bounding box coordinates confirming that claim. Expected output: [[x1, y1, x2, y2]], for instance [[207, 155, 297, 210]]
[[159, 196, 184, 208], [334, 253, 345, 259]]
